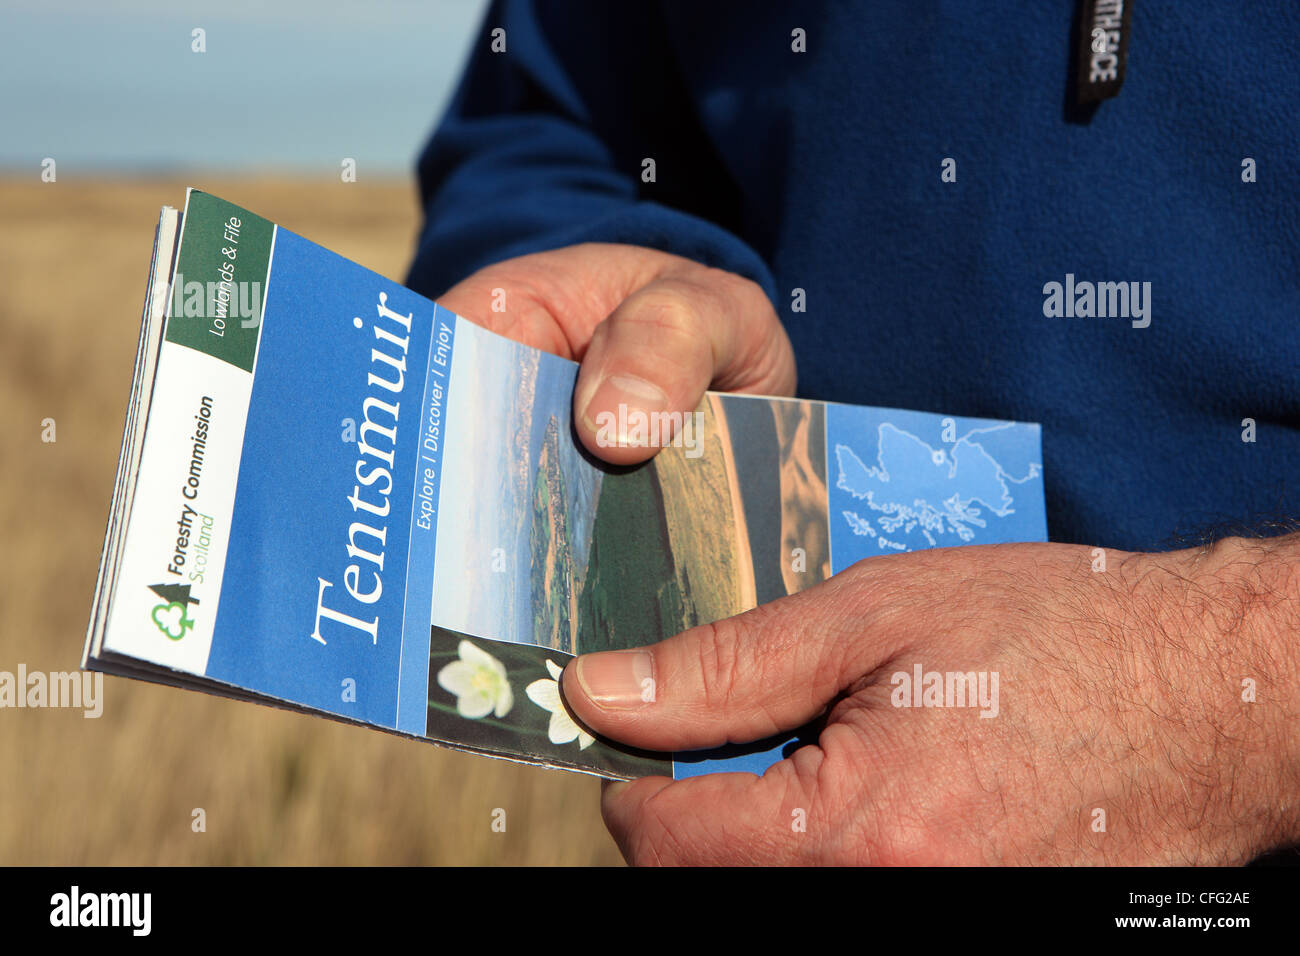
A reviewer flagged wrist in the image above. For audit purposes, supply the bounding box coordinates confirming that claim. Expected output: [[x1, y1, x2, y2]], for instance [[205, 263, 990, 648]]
[[1178, 534, 1300, 857]]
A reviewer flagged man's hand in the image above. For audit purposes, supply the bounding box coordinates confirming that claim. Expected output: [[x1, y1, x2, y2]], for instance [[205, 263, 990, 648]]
[[438, 243, 1300, 865], [561, 536, 1300, 865], [436, 243, 795, 464]]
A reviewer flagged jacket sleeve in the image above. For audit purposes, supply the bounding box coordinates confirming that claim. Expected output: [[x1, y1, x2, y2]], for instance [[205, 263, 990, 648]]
[[405, 0, 777, 305]]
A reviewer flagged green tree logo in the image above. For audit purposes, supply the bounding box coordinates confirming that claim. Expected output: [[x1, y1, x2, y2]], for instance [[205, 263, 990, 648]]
[[147, 582, 199, 641], [152, 601, 194, 640]]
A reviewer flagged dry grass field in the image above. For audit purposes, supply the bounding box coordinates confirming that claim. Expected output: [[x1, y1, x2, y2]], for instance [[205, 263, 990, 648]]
[[0, 176, 623, 865]]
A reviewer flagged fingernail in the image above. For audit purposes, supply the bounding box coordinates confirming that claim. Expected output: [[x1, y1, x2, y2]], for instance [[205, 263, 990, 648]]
[[581, 374, 670, 445], [572, 650, 654, 708]]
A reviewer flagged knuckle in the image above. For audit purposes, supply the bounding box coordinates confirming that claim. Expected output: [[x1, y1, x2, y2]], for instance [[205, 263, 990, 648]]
[[747, 317, 797, 390], [624, 791, 688, 866], [620, 286, 703, 340], [691, 618, 746, 714], [692, 264, 759, 301]]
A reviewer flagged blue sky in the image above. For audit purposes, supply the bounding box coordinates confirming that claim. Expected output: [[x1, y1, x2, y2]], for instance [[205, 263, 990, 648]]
[[0, 0, 489, 174]]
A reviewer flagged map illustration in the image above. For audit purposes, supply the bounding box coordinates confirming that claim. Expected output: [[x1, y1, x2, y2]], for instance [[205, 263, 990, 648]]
[[826, 406, 1046, 571]]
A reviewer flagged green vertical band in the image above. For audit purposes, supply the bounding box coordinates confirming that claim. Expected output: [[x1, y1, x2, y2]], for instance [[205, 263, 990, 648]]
[[165, 191, 273, 373]]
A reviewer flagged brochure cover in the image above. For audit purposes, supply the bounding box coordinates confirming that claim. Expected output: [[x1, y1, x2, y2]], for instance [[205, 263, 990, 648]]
[[84, 189, 1049, 780]]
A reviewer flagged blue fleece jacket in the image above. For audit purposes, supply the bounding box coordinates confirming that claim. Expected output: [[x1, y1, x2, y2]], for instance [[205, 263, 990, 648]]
[[407, 0, 1299, 553]]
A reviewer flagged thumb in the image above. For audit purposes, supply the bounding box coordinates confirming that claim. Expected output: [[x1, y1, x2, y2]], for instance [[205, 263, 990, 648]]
[[573, 267, 794, 465], [560, 570, 894, 753]]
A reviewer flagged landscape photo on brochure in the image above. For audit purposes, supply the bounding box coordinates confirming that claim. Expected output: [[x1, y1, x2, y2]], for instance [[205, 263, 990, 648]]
[[84, 189, 1049, 780]]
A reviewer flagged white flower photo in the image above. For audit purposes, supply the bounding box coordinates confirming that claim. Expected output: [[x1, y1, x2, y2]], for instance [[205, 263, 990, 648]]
[[526, 659, 594, 750], [436, 639, 513, 719]]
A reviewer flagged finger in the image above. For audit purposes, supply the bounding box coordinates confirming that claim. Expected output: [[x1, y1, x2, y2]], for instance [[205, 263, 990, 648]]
[[434, 244, 669, 356], [561, 562, 907, 752], [573, 269, 794, 464], [435, 270, 575, 357], [600, 755, 823, 865]]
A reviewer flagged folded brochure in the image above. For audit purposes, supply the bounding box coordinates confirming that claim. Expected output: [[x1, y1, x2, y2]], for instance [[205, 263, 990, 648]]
[[83, 189, 1048, 780]]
